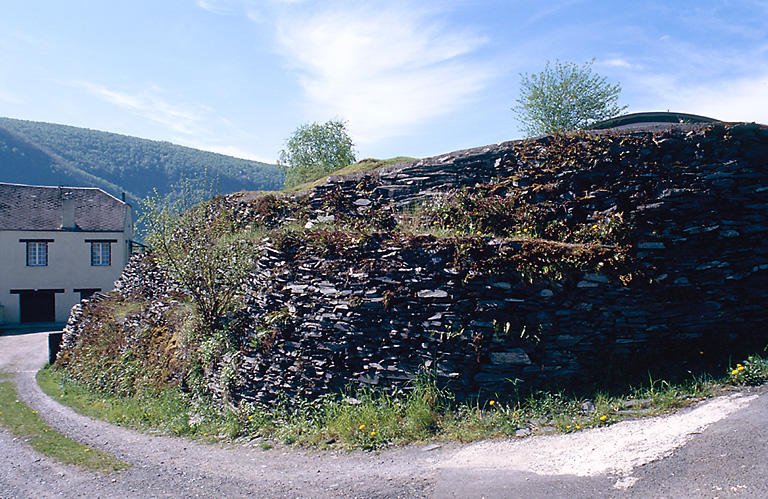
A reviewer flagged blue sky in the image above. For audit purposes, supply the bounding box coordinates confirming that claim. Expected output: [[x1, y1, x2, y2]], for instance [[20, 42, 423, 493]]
[[1, 0, 767, 163]]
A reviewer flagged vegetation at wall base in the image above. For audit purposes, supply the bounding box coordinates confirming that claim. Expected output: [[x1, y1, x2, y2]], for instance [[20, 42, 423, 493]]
[[0, 371, 127, 472], [39, 356, 767, 450]]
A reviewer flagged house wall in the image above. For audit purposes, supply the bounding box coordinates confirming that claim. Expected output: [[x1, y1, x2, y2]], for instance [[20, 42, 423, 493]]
[[0, 229, 131, 323]]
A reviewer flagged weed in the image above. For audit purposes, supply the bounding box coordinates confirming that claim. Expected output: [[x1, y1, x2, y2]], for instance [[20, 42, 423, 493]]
[[728, 355, 768, 386]]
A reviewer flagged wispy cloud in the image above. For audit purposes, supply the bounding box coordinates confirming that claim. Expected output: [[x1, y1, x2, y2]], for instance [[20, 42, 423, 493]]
[[524, 0, 584, 26], [616, 27, 768, 125], [0, 85, 24, 105], [73, 81, 212, 135], [272, 2, 496, 144], [71, 80, 274, 159], [196, 0, 235, 15]]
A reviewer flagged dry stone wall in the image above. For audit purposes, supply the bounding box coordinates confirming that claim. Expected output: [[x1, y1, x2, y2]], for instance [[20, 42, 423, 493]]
[[61, 122, 768, 403], [221, 123, 768, 402]]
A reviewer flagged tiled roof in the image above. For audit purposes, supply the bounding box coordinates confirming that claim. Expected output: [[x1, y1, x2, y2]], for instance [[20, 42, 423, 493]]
[[0, 183, 128, 232]]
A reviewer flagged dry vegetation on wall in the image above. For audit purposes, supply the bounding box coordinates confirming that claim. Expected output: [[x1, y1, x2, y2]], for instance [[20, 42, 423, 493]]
[[54, 123, 768, 416]]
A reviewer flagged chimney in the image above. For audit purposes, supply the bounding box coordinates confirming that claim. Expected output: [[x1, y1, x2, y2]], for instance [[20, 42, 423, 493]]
[[61, 191, 75, 229]]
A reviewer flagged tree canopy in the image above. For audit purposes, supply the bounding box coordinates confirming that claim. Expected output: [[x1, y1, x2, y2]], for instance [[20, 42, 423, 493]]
[[0, 117, 284, 203], [513, 59, 627, 137], [278, 119, 356, 189]]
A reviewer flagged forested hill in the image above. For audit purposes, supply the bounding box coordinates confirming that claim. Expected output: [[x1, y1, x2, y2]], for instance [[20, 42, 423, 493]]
[[0, 117, 284, 207]]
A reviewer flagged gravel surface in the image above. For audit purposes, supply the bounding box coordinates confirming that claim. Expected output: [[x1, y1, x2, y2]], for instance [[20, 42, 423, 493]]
[[2, 330, 766, 498], [1, 331, 441, 498]]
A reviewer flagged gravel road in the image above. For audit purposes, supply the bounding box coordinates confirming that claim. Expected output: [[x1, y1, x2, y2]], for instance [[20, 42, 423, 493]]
[[1, 330, 766, 498]]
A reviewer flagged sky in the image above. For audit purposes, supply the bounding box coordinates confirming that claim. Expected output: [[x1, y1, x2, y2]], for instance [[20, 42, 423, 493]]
[[1, 0, 767, 164]]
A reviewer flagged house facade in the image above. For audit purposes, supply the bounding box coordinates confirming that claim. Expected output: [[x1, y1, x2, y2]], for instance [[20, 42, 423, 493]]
[[0, 183, 134, 324]]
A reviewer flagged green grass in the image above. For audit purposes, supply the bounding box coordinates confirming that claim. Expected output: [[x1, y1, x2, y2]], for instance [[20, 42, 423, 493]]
[[38, 367, 241, 442], [283, 157, 417, 193], [40, 355, 768, 451], [0, 371, 127, 472]]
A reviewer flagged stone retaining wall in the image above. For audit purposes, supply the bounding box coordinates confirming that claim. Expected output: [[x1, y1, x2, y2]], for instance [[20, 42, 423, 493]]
[[61, 123, 768, 403], [223, 123, 768, 402]]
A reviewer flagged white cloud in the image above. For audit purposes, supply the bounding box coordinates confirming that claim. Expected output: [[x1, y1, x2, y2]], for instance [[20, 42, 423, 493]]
[[664, 74, 768, 124], [524, 0, 583, 26], [273, 3, 496, 145], [69, 80, 276, 160], [183, 143, 274, 163], [626, 69, 768, 125], [196, 0, 234, 15], [73, 81, 210, 135], [599, 58, 642, 70]]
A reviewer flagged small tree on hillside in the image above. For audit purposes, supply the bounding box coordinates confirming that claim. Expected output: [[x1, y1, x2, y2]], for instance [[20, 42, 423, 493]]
[[278, 119, 356, 188], [513, 59, 626, 136]]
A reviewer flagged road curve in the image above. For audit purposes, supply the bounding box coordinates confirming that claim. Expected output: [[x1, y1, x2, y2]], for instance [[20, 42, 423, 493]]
[[1, 330, 766, 498]]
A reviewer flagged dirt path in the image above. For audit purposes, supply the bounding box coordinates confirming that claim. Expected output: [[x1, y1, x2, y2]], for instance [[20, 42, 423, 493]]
[[1, 330, 765, 498], [0, 331, 441, 498]]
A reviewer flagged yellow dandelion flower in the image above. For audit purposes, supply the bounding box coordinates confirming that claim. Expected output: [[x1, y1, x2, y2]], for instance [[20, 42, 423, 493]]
[[370, 430, 376, 436], [566, 425, 571, 429], [489, 400, 495, 406], [359, 424, 365, 430], [731, 369, 739, 375], [600, 415, 607, 421]]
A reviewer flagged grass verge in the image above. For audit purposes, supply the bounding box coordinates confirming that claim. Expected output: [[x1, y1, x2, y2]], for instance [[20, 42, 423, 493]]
[[39, 353, 768, 451], [0, 371, 127, 472], [37, 367, 239, 443]]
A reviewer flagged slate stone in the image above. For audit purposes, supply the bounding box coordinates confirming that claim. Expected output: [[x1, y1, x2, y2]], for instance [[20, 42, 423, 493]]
[[489, 350, 532, 366]]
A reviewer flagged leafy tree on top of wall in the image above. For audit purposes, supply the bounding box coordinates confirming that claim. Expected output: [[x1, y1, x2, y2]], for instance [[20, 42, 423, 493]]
[[513, 59, 627, 137], [278, 119, 357, 189]]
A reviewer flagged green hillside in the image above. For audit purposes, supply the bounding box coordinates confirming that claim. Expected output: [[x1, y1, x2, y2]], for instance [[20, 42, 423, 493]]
[[0, 117, 284, 207]]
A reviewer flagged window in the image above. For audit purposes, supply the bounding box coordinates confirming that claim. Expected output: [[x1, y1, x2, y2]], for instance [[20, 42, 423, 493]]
[[74, 288, 101, 300], [91, 241, 111, 266], [26, 241, 48, 266]]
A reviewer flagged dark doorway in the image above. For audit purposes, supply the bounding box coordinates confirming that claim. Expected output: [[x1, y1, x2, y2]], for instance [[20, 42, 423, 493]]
[[19, 291, 56, 323]]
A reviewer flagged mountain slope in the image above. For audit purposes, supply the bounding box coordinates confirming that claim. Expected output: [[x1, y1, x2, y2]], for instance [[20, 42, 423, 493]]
[[0, 117, 284, 206]]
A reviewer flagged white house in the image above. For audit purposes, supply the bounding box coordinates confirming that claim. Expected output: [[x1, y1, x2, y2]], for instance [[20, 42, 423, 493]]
[[0, 182, 134, 324]]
